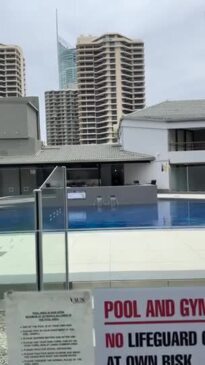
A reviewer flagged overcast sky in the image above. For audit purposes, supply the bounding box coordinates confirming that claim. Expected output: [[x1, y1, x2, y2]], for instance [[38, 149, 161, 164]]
[[1, 0, 205, 141]]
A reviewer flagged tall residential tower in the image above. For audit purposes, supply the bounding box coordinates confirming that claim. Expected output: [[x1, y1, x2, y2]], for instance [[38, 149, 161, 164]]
[[77, 33, 145, 144], [45, 89, 79, 145], [0, 44, 26, 97]]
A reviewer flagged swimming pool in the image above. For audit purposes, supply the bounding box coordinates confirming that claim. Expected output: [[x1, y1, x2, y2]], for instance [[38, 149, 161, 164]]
[[1, 199, 205, 231]]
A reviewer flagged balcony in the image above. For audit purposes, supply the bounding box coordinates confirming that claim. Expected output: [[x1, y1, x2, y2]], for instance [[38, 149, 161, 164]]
[[169, 141, 205, 151], [169, 141, 205, 164]]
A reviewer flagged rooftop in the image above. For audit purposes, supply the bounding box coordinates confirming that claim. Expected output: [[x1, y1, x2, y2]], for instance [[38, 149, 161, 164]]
[[0, 144, 154, 165], [77, 33, 143, 45], [0, 96, 39, 111], [126, 100, 205, 122]]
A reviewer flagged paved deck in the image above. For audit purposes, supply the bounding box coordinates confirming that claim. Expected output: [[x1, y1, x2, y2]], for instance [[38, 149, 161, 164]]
[[1, 229, 205, 286], [158, 193, 205, 199]]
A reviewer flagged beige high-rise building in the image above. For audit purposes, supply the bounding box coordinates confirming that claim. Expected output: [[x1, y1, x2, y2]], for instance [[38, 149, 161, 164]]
[[0, 44, 26, 97], [45, 89, 79, 145], [77, 33, 145, 144]]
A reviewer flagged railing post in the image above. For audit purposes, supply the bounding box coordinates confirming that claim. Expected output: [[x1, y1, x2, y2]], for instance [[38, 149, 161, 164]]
[[34, 189, 44, 291], [63, 166, 69, 289]]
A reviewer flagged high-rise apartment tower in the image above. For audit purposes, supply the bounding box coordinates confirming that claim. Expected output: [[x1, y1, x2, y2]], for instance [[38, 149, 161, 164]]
[[45, 89, 79, 145], [77, 33, 145, 144], [58, 39, 77, 89], [0, 44, 26, 97]]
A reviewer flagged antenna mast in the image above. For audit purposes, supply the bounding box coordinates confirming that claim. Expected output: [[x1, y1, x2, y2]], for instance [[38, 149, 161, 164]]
[[56, 9, 60, 88]]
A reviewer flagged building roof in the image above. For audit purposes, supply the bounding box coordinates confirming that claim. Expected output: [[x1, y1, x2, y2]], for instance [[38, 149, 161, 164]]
[[0, 96, 39, 112], [77, 33, 143, 45], [0, 144, 154, 165], [126, 100, 205, 122]]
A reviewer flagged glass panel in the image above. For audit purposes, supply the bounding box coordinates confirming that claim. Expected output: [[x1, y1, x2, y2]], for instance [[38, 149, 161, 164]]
[[42, 231, 67, 290], [188, 165, 205, 191], [0, 231, 36, 364], [38, 166, 68, 289], [41, 166, 66, 232], [170, 165, 187, 191], [0, 231, 36, 299], [0, 195, 34, 232]]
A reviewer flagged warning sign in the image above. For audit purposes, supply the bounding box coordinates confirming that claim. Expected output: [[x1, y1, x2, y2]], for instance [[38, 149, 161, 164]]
[[94, 287, 205, 364]]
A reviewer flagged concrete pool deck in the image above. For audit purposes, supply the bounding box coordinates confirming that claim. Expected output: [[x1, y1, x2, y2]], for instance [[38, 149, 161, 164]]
[[1, 229, 205, 288], [158, 193, 205, 200]]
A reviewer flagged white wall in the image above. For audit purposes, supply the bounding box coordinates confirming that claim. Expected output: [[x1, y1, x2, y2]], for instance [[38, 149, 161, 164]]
[[124, 162, 170, 189], [169, 150, 205, 164], [121, 124, 169, 161], [121, 120, 171, 189]]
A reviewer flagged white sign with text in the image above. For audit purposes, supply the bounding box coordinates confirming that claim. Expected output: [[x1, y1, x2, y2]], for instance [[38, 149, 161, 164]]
[[94, 287, 205, 365], [5, 291, 94, 365]]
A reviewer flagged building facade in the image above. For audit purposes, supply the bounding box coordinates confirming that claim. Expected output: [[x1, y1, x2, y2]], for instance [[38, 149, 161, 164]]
[[0, 44, 26, 97], [120, 100, 205, 191], [58, 38, 77, 89], [77, 33, 145, 144], [45, 89, 79, 145]]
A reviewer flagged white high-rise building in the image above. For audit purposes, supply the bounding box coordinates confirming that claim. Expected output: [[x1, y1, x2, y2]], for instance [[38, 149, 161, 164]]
[[45, 89, 79, 145], [0, 44, 26, 97], [77, 33, 145, 144]]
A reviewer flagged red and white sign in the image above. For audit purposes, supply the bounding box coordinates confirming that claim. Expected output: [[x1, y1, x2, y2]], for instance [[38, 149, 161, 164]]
[[94, 287, 205, 365]]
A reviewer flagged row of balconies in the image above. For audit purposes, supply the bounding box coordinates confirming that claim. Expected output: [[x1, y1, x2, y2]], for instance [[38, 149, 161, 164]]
[[0, 65, 20, 71], [121, 58, 144, 66], [0, 71, 22, 78], [79, 104, 115, 112], [77, 63, 143, 76], [79, 107, 116, 115], [47, 108, 78, 112], [46, 100, 78, 104], [0, 92, 20, 97], [45, 91, 78, 96], [77, 64, 109, 73], [121, 55, 143, 62], [46, 108, 78, 118], [0, 76, 20, 81], [79, 97, 95, 102], [45, 99, 78, 103], [121, 49, 144, 56], [122, 87, 145, 94], [78, 90, 95, 95], [121, 63, 144, 71], [0, 68, 22, 75], [46, 103, 78, 108], [46, 113, 78, 119], [121, 51, 144, 58], [79, 124, 112, 137], [124, 94, 144, 102]]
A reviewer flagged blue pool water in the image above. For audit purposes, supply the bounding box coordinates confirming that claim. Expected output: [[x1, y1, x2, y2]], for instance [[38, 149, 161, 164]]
[[1, 199, 205, 231]]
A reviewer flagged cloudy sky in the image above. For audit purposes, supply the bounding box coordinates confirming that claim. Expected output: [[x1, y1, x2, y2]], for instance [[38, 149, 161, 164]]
[[1, 0, 205, 140]]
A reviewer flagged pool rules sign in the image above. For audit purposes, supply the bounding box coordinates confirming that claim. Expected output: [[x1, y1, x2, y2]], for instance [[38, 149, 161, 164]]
[[5, 291, 94, 365], [94, 287, 205, 365]]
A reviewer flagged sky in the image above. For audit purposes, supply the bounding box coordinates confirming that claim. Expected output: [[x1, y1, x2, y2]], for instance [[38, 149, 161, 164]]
[[1, 0, 205, 141]]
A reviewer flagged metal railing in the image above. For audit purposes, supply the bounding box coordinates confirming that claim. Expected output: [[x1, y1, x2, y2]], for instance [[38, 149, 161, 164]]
[[169, 141, 205, 151]]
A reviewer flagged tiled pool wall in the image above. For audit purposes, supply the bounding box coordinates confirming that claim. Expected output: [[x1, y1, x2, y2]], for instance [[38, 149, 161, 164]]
[[66, 184, 157, 206]]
